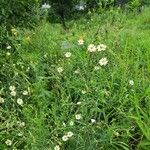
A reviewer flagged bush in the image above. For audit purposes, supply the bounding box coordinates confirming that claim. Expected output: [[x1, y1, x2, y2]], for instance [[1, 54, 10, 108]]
[[0, 0, 42, 50], [0, 0, 41, 28]]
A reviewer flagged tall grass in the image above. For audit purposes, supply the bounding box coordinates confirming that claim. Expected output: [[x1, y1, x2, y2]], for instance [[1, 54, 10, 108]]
[[0, 7, 150, 150]]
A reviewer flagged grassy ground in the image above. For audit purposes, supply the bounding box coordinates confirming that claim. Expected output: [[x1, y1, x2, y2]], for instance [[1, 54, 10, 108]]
[[0, 7, 150, 150]]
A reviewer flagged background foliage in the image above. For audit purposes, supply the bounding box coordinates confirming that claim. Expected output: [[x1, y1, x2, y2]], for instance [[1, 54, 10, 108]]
[[0, 0, 41, 28]]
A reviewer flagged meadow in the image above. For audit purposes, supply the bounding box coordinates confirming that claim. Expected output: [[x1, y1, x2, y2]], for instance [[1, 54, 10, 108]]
[[0, 6, 150, 150]]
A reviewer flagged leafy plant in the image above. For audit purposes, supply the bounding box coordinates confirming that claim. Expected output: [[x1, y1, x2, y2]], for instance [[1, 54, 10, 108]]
[[0, 0, 41, 28]]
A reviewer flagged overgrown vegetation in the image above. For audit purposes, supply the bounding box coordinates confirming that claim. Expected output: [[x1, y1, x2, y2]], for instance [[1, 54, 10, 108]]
[[0, 0, 150, 150]]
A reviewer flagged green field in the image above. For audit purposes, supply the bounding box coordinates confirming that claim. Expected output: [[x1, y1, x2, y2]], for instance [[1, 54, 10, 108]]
[[0, 7, 150, 150]]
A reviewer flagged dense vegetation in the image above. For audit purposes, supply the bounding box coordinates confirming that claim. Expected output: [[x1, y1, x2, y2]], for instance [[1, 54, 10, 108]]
[[0, 0, 150, 150]]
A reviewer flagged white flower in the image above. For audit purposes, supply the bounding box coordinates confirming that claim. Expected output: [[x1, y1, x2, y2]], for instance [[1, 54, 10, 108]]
[[114, 131, 120, 137], [69, 121, 74, 126], [10, 91, 16, 97], [97, 44, 107, 51], [67, 131, 74, 137], [17, 98, 23, 106], [65, 52, 72, 58], [129, 80, 134, 86], [75, 114, 82, 120], [23, 90, 28, 95], [20, 122, 25, 127], [75, 3, 86, 11], [57, 67, 63, 73], [62, 122, 66, 127], [91, 119, 96, 123], [94, 66, 100, 70], [78, 39, 84, 45], [44, 54, 48, 58], [87, 44, 96, 52], [0, 97, 4, 103], [26, 67, 30, 72], [77, 101, 81, 105], [62, 135, 69, 141], [81, 90, 86, 94], [6, 52, 11, 56], [17, 121, 25, 127], [74, 69, 80, 74], [75, 5, 84, 10], [9, 86, 16, 91], [5, 139, 12, 146], [99, 57, 108, 66], [18, 133, 23, 136], [42, 3, 51, 9], [6, 45, 11, 49], [54, 145, 60, 150]]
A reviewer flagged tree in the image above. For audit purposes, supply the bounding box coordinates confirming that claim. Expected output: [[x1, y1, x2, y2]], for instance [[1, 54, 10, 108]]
[[47, 0, 78, 30]]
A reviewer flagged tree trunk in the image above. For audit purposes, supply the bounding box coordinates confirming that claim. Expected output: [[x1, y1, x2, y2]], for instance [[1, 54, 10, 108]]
[[60, 11, 67, 30]]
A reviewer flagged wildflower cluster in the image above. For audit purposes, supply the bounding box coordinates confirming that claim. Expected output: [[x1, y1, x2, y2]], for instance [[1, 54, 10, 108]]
[[9, 85, 16, 97], [87, 43, 108, 66], [62, 131, 74, 141], [87, 43, 107, 52]]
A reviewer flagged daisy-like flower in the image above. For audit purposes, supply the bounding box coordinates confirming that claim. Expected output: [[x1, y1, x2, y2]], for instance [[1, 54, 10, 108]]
[[78, 39, 84, 45], [129, 80, 134, 86], [10, 91, 16, 97], [67, 131, 74, 137], [94, 66, 100, 70], [62, 122, 66, 127], [5, 139, 12, 146], [9, 86, 16, 91], [11, 28, 18, 36], [54, 145, 60, 150], [42, 3, 51, 9], [81, 90, 86, 94], [69, 121, 74, 126], [97, 44, 107, 51], [74, 69, 80, 74], [75, 114, 82, 120], [44, 54, 48, 58], [114, 131, 120, 137], [91, 119, 96, 123], [18, 133, 23, 136], [6, 45, 11, 49], [23, 91, 28, 95], [17, 121, 25, 127], [17, 98, 23, 106], [87, 44, 96, 52], [62, 135, 69, 141], [57, 67, 63, 73], [20, 122, 25, 127], [77, 101, 81, 105], [26, 67, 30, 72], [99, 57, 108, 66], [0, 97, 4, 103], [6, 52, 11, 56], [65, 52, 72, 58]]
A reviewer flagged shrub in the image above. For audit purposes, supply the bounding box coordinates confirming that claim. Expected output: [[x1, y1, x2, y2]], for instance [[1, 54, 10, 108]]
[[0, 0, 41, 50], [0, 0, 41, 28]]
